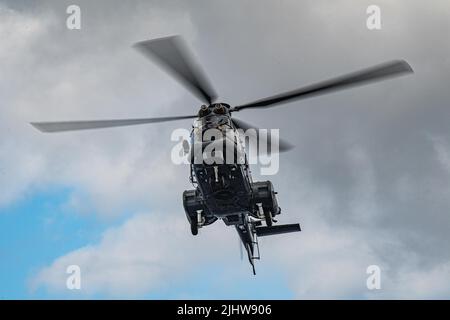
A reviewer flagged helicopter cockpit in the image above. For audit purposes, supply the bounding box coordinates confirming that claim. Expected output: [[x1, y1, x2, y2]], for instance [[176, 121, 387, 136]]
[[189, 103, 244, 166], [192, 103, 232, 139]]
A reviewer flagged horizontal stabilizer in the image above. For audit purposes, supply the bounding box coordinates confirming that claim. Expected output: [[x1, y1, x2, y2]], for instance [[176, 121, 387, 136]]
[[255, 223, 301, 237]]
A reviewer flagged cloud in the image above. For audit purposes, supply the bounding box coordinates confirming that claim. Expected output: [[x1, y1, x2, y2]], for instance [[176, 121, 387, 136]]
[[31, 212, 222, 297], [0, 1, 198, 214], [385, 262, 450, 299]]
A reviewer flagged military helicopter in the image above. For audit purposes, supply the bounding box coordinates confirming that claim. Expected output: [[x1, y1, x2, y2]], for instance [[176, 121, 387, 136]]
[[31, 36, 413, 274]]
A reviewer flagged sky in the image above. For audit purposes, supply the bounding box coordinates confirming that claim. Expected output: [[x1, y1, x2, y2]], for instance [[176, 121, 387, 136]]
[[1, 0, 450, 299]]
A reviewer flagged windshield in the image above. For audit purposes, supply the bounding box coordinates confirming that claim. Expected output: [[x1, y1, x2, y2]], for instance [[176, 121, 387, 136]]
[[193, 114, 230, 130], [192, 115, 232, 143]]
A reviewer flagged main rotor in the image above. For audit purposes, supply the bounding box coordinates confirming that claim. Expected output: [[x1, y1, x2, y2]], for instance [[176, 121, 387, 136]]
[[31, 35, 413, 150]]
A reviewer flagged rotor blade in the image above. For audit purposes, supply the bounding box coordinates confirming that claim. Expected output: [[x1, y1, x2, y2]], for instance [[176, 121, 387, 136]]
[[233, 60, 413, 111], [31, 115, 197, 133], [134, 36, 217, 104], [232, 118, 294, 153]]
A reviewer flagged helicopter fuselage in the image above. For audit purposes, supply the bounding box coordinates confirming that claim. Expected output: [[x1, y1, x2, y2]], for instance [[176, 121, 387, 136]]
[[183, 104, 280, 226], [182, 104, 296, 274]]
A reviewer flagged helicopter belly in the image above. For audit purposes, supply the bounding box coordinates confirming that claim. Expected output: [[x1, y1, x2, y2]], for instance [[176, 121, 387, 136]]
[[194, 163, 252, 216]]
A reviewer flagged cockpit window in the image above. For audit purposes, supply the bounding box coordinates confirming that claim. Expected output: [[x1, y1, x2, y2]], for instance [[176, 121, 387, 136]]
[[192, 114, 232, 143], [194, 114, 230, 129]]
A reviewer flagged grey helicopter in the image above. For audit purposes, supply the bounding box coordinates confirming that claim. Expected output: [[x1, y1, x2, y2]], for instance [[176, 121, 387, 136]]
[[31, 36, 413, 274]]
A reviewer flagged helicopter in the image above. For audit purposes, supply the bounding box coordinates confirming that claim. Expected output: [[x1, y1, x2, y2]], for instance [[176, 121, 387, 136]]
[[31, 36, 413, 274]]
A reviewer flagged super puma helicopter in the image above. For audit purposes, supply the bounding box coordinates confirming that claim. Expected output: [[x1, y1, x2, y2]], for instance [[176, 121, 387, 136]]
[[31, 36, 413, 274]]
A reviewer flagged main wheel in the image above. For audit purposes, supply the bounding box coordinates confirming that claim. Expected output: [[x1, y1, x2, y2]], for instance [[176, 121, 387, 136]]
[[190, 219, 198, 236], [264, 209, 273, 227]]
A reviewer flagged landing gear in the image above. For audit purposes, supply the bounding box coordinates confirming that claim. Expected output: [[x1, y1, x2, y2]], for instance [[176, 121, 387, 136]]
[[257, 203, 273, 227], [190, 219, 198, 236], [190, 210, 205, 236], [264, 209, 273, 227]]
